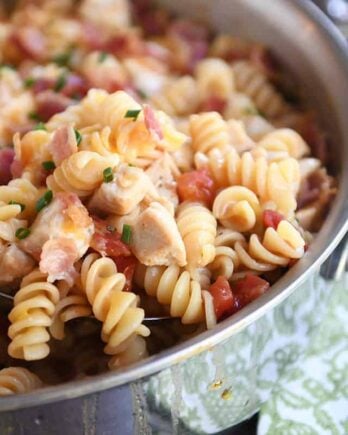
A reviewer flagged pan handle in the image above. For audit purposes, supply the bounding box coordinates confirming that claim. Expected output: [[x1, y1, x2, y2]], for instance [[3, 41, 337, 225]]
[[319, 232, 348, 280]]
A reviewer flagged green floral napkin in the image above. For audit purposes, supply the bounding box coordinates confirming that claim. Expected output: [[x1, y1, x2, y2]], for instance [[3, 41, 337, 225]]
[[258, 273, 348, 435]]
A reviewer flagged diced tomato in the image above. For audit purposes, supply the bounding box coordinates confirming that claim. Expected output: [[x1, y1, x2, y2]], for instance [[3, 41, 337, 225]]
[[90, 217, 131, 258], [177, 169, 216, 207], [232, 274, 269, 309], [263, 210, 284, 230], [0, 148, 15, 185], [113, 255, 137, 292], [209, 276, 236, 321], [36, 91, 72, 122], [199, 96, 226, 114]]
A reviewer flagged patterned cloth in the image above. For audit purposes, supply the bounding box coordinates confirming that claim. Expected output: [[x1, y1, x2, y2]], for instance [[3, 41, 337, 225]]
[[258, 273, 348, 435]]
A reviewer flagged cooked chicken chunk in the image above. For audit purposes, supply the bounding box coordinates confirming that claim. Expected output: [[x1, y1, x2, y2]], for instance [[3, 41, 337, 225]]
[[20, 192, 94, 283], [0, 242, 35, 286], [89, 164, 157, 215], [145, 153, 179, 208], [132, 202, 186, 266]]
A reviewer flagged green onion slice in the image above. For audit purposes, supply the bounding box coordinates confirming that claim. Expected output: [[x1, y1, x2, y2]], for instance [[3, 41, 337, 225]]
[[33, 122, 47, 131], [121, 224, 132, 244], [98, 51, 108, 63], [36, 190, 53, 212], [54, 74, 67, 92], [124, 109, 141, 121], [15, 227, 31, 239], [74, 128, 82, 146], [103, 167, 114, 183], [42, 161, 56, 171]]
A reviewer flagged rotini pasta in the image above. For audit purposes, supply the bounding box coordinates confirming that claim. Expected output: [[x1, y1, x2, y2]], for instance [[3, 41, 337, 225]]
[[177, 202, 217, 270], [80, 253, 150, 367], [233, 61, 290, 118], [212, 186, 261, 232], [195, 58, 234, 100], [258, 128, 310, 159], [189, 112, 231, 154], [8, 269, 60, 360], [235, 220, 306, 272], [47, 151, 119, 197], [195, 147, 300, 216], [0, 367, 42, 396], [135, 264, 205, 324]]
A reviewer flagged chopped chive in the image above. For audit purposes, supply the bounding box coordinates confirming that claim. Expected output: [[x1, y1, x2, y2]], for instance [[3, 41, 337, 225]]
[[36, 190, 53, 212], [243, 107, 259, 116], [121, 224, 132, 244], [106, 225, 116, 233], [42, 161, 56, 171], [24, 77, 35, 88], [98, 51, 108, 63], [74, 128, 82, 146], [28, 111, 42, 122], [0, 64, 15, 71], [8, 200, 25, 212], [33, 122, 47, 131], [15, 227, 30, 240], [124, 109, 141, 121], [53, 51, 72, 67], [103, 167, 114, 183], [54, 74, 67, 92], [258, 110, 266, 118]]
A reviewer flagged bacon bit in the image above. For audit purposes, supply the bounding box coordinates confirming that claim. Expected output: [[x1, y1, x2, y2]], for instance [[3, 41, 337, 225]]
[[209, 276, 237, 320], [263, 210, 284, 230], [103, 33, 146, 58], [169, 20, 208, 42], [91, 217, 131, 258], [60, 74, 88, 99], [177, 169, 216, 207], [144, 105, 163, 141], [48, 126, 78, 166], [32, 78, 55, 94], [232, 274, 270, 309], [297, 169, 330, 209], [81, 22, 105, 50], [36, 91, 72, 122], [40, 238, 78, 284], [113, 255, 137, 292], [138, 10, 169, 36], [199, 96, 227, 114], [10, 158, 23, 179], [10, 27, 46, 61], [0, 148, 15, 185]]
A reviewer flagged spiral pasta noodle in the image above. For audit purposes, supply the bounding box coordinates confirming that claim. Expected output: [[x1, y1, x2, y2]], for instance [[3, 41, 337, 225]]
[[50, 294, 92, 340], [0, 367, 42, 396], [233, 61, 290, 118], [0, 178, 42, 220], [212, 186, 261, 232], [177, 202, 217, 269], [151, 76, 199, 116], [208, 228, 245, 280], [257, 128, 310, 159], [8, 269, 60, 360], [189, 112, 231, 154], [0, 201, 26, 242], [195, 147, 300, 216], [195, 58, 235, 100], [47, 150, 119, 197], [235, 220, 306, 272], [135, 264, 205, 324], [80, 253, 150, 368]]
